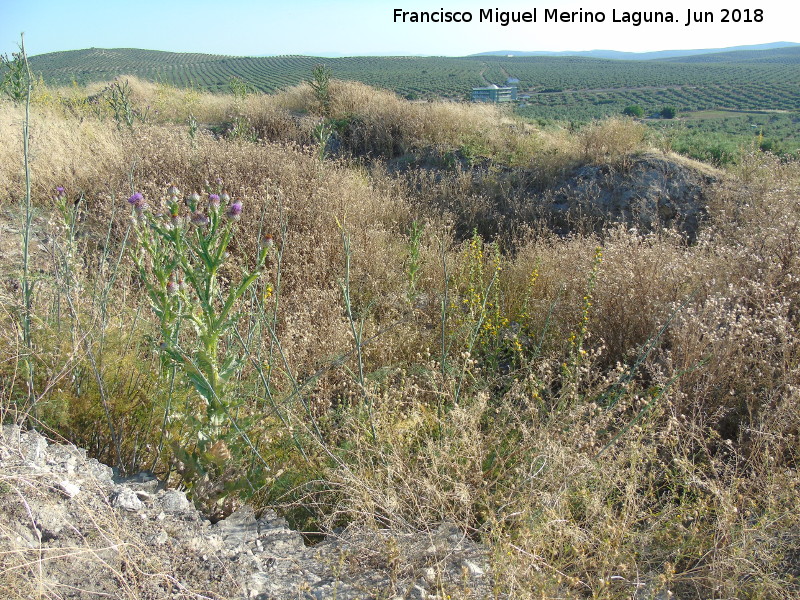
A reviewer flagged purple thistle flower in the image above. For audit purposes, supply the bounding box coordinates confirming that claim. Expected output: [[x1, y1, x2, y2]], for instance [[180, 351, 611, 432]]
[[208, 193, 221, 209], [166, 280, 179, 295], [190, 211, 209, 227], [56, 186, 66, 198], [226, 200, 243, 222], [128, 191, 148, 215]]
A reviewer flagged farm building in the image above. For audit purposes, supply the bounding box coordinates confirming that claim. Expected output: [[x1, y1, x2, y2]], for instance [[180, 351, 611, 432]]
[[471, 83, 517, 103]]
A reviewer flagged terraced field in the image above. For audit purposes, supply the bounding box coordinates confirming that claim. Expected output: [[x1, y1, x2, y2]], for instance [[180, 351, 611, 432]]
[[28, 47, 800, 104], [516, 80, 800, 121], [28, 49, 491, 96]]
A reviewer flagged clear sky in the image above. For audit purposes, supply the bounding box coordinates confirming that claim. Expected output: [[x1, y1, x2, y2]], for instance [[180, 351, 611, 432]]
[[1, 0, 798, 58]]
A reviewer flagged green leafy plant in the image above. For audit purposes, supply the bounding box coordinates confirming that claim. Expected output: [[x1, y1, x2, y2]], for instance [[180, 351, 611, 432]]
[[312, 119, 334, 160], [310, 64, 332, 116], [0, 49, 28, 103], [106, 79, 150, 129], [227, 77, 255, 141], [10, 35, 36, 422], [228, 75, 252, 101], [187, 111, 198, 140], [129, 183, 271, 514]]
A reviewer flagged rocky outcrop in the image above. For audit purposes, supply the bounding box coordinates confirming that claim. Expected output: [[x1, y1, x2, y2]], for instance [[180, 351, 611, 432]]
[[397, 150, 719, 242], [541, 152, 719, 239], [0, 425, 491, 599]]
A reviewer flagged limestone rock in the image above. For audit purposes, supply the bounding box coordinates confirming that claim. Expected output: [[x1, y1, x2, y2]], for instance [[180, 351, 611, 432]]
[[111, 487, 144, 511], [160, 489, 192, 513], [1, 427, 495, 599], [461, 558, 485, 578], [58, 480, 81, 498]]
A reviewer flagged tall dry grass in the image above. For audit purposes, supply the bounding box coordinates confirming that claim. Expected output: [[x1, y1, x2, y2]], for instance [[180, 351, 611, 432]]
[[1, 79, 799, 598]]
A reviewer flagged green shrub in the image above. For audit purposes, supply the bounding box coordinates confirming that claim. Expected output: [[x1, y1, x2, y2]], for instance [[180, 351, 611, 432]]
[[661, 105, 677, 119], [622, 104, 644, 118]]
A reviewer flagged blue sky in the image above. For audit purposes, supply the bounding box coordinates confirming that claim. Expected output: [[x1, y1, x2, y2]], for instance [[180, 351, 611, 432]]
[[1, 1, 798, 58]]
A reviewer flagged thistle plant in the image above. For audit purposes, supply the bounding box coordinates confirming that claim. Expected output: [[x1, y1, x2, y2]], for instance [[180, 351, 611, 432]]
[[187, 111, 198, 140], [312, 119, 334, 160], [1, 49, 28, 103], [310, 64, 332, 117], [107, 79, 136, 129], [129, 183, 270, 507]]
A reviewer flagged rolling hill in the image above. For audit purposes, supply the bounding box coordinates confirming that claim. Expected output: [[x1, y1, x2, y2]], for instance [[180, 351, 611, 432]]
[[661, 45, 800, 64], [472, 42, 800, 61]]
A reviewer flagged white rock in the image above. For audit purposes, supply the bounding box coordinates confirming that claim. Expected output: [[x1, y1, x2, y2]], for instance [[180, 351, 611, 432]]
[[112, 487, 144, 511], [152, 529, 168, 545], [161, 489, 191, 513], [461, 559, 485, 578], [58, 480, 81, 498], [134, 490, 152, 502], [20, 431, 48, 466]]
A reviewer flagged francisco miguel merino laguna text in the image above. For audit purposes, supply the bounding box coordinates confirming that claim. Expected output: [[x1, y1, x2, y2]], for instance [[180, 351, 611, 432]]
[[393, 7, 765, 27]]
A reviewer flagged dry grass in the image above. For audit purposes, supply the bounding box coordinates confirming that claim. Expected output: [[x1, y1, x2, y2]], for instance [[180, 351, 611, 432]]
[[579, 117, 648, 163], [1, 80, 799, 598], [0, 103, 127, 201]]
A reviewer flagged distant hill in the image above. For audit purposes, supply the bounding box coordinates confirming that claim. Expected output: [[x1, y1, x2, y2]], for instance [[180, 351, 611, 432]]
[[660, 45, 800, 64], [472, 42, 800, 61]]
